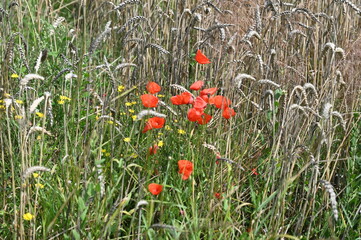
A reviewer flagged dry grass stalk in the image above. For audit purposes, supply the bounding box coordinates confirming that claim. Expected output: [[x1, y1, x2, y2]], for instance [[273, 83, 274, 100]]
[[319, 180, 339, 221], [22, 166, 51, 180], [136, 110, 166, 120]]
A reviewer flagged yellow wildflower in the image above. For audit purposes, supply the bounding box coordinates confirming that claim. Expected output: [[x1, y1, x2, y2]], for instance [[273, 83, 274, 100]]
[[58, 100, 65, 105], [101, 149, 106, 153], [130, 153, 138, 158], [118, 85, 125, 92], [15, 115, 23, 120], [158, 140, 164, 147], [36, 112, 44, 118], [131, 101, 137, 105], [165, 125, 171, 131], [37, 135, 42, 140], [59, 96, 71, 101], [131, 115, 137, 121], [125, 102, 132, 106], [123, 137, 131, 142], [174, 119, 178, 123], [15, 100, 24, 104], [35, 183, 44, 189], [23, 213, 34, 221], [11, 73, 19, 78], [178, 129, 186, 135], [158, 94, 165, 98], [128, 109, 135, 113], [32, 173, 39, 178], [105, 152, 111, 157], [107, 120, 114, 125], [4, 93, 11, 98]]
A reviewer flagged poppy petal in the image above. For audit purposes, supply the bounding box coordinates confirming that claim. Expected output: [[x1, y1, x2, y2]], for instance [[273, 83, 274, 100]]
[[195, 50, 211, 64], [222, 107, 236, 119], [209, 95, 231, 109], [170, 95, 184, 105], [148, 183, 163, 195], [187, 108, 203, 122], [190, 80, 204, 91], [142, 117, 166, 133], [200, 87, 217, 96], [146, 82, 161, 94], [193, 96, 207, 109], [178, 160, 193, 180], [141, 94, 159, 108], [197, 112, 212, 125]]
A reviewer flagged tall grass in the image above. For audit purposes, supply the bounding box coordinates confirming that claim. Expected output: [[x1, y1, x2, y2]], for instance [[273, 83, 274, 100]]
[[0, 0, 360, 239]]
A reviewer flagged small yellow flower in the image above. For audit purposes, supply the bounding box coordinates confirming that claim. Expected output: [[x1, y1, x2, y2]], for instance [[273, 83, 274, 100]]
[[118, 85, 125, 92], [101, 149, 106, 153], [107, 120, 114, 125], [125, 102, 132, 106], [123, 137, 131, 142], [131, 101, 137, 105], [37, 135, 42, 140], [158, 141, 164, 147], [36, 112, 44, 118], [120, 112, 126, 115], [165, 125, 171, 131], [4, 93, 11, 98], [95, 116, 99, 120], [59, 96, 71, 101], [11, 73, 19, 78], [15, 115, 23, 120], [174, 119, 178, 123], [15, 100, 24, 104], [0, 105, 5, 110], [128, 109, 135, 113], [58, 100, 65, 105], [131, 115, 137, 121], [0, 100, 3, 103], [105, 152, 111, 157], [130, 153, 138, 158], [158, 132, 163, 136], [35, 183, 44, 189], [23, 213, 34, 221], [32, 173, 39, 178], [178, 129, 186, 135], [157, 94, 165, 98]]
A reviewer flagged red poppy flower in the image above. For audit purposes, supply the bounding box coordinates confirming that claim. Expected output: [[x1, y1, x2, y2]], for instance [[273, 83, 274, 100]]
[[142, 117, 166, 133], [148, 183, 163, 195], [148, 144, 159, 155], [141, 94, 159, 108], [193, 96, 207, 109], [170, 95, 184, 105], [197, 112, 212, 125], [181, 92, 193, 104], [251, 168, 259, 175], [200, 94, 209, 103], [178, 160, 193, 180], [214, 192, 222, 199], [222, 107, 236, 119], [187, 108, 203, 122], [200, 87, 217, 96], [195, 50, 211, 64], [209, 95, 231, 109], [171, 92, 193, 105], [190, 80, 204, 91], [146, 81, 161, 94]]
